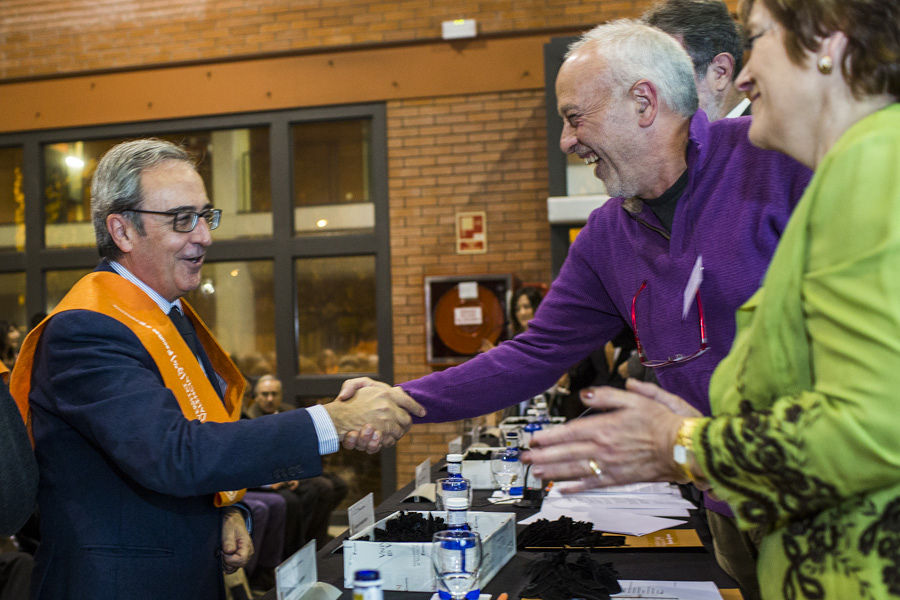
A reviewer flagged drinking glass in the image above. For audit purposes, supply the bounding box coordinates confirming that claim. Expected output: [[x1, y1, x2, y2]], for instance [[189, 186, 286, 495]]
[[490, 449, 523, 498], [432, 530, 482, 600], [436, 477, 474, 510]]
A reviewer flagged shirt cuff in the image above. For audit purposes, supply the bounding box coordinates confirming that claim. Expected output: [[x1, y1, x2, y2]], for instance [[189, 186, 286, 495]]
[[307, 404, 339, 455]]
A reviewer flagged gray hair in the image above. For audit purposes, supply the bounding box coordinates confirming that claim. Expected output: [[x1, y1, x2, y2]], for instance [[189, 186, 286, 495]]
[[91, 139, 193, 260], [566, 19, 698, 118], [643, 0, 744, 79]]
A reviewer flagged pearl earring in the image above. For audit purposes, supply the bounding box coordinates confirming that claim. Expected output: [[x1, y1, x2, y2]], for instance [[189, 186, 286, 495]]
[[817, 55, 833, 75]]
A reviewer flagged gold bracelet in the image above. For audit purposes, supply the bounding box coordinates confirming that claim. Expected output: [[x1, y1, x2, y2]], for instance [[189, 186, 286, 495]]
[[672, 417, 701, 482]]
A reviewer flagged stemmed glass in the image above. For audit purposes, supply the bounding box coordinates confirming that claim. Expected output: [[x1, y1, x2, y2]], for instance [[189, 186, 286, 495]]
[[490, 449, 523, 499], [432, 530, 482, 600]]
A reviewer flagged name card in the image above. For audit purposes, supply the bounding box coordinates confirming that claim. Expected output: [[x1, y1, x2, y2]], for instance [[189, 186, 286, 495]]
[[348, 493, 375, 537], [416, 458, 432, 489], [276, 539, 317, 600]]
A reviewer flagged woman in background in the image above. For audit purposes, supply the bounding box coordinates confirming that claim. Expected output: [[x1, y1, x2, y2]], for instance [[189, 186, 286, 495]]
[[526, 0, 900, 597]]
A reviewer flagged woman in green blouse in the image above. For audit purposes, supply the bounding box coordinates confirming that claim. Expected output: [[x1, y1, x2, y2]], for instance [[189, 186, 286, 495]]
[[526, 0, 900, 598]]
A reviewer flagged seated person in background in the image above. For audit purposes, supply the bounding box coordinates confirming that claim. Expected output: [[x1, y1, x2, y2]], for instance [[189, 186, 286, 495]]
[[246, 375, 349, 554], [0, 362, 37, 538], [0, 321, 21, 371], [0, 362, 37, 600], [241, 490, 286, 592], [556, 327, 635, 420]]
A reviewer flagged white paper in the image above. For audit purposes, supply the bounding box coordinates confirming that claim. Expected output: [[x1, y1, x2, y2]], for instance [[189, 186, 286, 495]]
[[276, 539, 317, 600], [454, 306, 483, 326], [518, 501, 685, 536], [613, 580, 723, 599], [347, 492, 375, 537], [683, 255, 703, 319], [550, 481, 682, 496], [458, 282, 478, 300], [416, 458, 432, 489]]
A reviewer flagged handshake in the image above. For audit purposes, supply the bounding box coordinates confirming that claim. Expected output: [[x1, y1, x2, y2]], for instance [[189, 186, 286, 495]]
[[323, 378, 426, 454]]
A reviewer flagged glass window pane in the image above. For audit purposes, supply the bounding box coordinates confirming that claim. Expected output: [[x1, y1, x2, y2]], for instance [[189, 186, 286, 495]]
[[43, 128, 272, 248], [184, 260, 276, 377], [0, 147, 25, 251], [0, 272, 26, 369], [292, 119, 374, 235], [45, 268, 92, 313], [295, 255, 377, 375]]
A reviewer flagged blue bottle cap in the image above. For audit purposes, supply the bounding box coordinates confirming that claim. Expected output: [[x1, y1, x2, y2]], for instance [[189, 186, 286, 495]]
[[354, 569, 381, 581]]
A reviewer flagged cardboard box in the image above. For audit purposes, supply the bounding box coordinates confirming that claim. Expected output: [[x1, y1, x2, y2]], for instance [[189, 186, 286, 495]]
[[343, 511, 516, 591]]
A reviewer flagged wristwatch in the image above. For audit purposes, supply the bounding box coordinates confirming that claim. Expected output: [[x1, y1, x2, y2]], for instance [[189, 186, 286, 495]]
[[672, 417, 701, 482]]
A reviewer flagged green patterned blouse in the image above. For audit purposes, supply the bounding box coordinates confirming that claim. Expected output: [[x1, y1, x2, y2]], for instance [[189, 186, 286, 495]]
[[695, 103, 900, 600]]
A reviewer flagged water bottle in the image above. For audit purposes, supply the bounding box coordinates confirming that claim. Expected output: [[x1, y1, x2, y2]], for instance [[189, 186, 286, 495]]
[[441, 453, 470, 507], [534, 400, 551, 426], [446, 453, 463, 477], [353, 569, 384, 600], [445, 497, 471, 531], [502, 432, 524, 496], [521, 420, 542, 448]]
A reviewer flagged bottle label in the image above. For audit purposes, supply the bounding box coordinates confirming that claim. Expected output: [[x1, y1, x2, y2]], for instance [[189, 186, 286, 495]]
[[353, 586, 384, 600]]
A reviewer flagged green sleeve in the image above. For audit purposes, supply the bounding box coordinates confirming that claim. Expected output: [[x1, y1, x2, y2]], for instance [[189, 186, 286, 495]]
[[694, 118, 900, 531]]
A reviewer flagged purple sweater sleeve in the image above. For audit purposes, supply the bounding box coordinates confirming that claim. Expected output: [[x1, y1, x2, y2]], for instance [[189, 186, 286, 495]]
[[401, 214, 629, 423]]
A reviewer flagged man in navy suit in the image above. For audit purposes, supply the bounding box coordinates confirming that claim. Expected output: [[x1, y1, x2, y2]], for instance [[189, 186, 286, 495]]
[[11, 139, 424, 600]]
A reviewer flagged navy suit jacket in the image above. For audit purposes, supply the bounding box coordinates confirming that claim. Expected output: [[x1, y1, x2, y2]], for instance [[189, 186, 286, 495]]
[[29, 269, 322, 599]]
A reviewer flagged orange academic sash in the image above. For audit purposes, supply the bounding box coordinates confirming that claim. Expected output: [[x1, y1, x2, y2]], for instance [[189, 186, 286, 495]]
[[11, 271, 246, 506], [0, 361, 8, 385]]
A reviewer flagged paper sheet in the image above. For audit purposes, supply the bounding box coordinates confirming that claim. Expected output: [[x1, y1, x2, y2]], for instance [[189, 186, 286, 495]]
[[518, 502, 686, 536]]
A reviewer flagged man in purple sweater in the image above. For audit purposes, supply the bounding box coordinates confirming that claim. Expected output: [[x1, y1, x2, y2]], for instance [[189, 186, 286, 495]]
[[342, 20, 810, 599]]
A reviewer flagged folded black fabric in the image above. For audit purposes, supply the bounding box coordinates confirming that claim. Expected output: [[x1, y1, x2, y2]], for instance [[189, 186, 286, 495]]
[[518, 516, 626, 549], [372, 511, 447, 542], [520, 551, 621, 600]]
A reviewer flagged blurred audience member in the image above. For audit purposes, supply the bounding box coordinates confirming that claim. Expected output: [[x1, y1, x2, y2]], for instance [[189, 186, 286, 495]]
[[0, 322, 21, 370], [245, 375, 349, 554], [0, 362, 36, 537]]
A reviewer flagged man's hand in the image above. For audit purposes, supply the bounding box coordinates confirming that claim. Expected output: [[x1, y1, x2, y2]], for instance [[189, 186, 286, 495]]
[[325, 385, 425, 453], [221, 507, 253, 574], [270, 480, 300, 491], [522, 382, 688, 489], [335, 377, 391, 401]]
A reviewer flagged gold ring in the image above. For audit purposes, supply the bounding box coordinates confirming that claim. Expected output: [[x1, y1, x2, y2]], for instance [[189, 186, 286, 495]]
[[587, 459, 603, 479]]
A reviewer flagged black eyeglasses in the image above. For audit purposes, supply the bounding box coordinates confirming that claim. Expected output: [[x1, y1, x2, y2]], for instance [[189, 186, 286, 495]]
[[124, 208, 221, 233], [630, 280, 709, 368]]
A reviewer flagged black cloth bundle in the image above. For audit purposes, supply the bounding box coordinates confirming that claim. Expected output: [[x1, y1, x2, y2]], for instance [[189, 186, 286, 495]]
[[518, 516, 626, 549], [520, 551, 621, 600], [371, 511, 447, 542]]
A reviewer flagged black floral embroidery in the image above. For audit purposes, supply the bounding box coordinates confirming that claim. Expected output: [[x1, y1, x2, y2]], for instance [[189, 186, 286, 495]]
[[702, 400, 838, 529], [859, 499, 900, 596]]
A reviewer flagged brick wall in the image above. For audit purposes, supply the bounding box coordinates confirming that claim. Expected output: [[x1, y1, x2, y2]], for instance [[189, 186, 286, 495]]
[[387, 90, 552, 483], [0, 0, 660, 80]]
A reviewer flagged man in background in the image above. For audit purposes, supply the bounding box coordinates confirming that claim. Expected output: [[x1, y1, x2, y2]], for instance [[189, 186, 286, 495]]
[[644, 0, 750, 120], [246, 374, 349, 557]]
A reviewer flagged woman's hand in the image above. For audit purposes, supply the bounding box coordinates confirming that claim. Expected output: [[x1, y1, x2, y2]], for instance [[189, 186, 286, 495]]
[[522, 380, 689, 489]]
